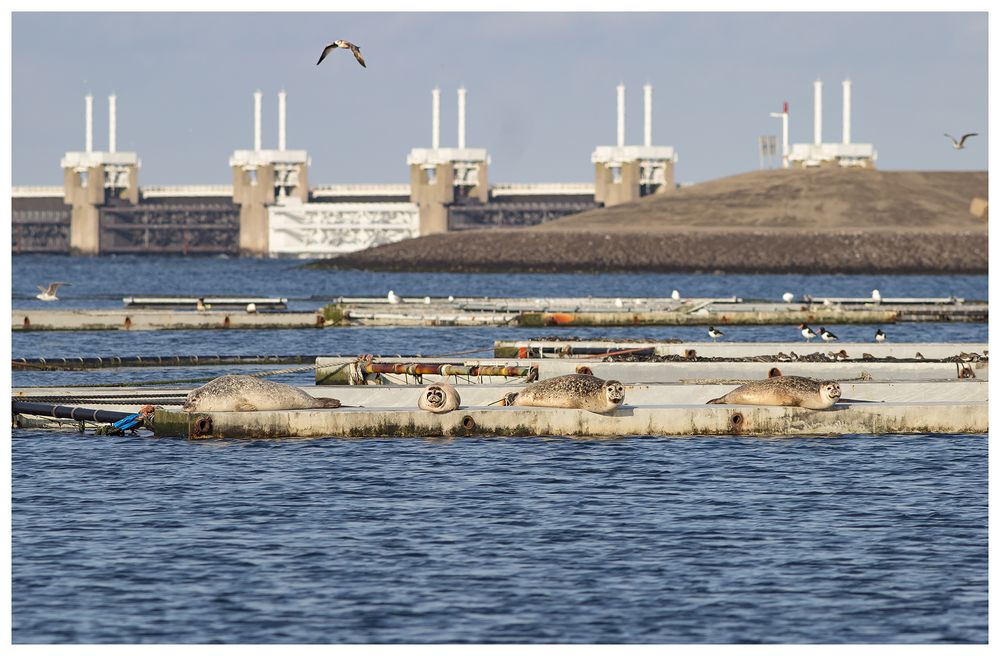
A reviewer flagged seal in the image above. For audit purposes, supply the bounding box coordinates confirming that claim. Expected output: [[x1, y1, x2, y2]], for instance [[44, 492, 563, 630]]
[[183, 375, 341, 412], [706, 375, 841, 410], [502, 374, 625, 414], [417, 382, 461, 413]]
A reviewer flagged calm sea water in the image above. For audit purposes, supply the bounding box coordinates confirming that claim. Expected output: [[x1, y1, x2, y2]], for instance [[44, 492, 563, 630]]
[[10, 255, 989, 643]]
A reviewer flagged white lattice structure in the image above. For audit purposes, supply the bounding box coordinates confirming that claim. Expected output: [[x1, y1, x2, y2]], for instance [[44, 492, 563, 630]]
[[268, 201, 420, 258]]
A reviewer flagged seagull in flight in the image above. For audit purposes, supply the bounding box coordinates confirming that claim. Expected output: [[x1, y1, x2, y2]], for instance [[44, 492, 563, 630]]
[[317, 40, 366, 68], [944, 133, 977, 150], [36, 282, 69, 301]]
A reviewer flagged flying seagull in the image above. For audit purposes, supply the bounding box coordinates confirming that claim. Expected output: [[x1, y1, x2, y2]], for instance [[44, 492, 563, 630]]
[[317, 40, 366, 68], [36, 282, 69, 302], [944, 133, 977, 150]]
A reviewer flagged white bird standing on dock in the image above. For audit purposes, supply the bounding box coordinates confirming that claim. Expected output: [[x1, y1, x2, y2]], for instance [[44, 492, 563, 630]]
[[387, 290, 401, 304], [614, 298, 624, 308], [819, 327, 838, 342], [35, 282, 68, 302], [423, 296, 431, 305], [246, 302, 257, 314], [871, 289, 882, 304], [874, 329, 886, 343], [671, 290, 681, 301], [708, 326, 724, 342], [944, 133, 978, 150], [799, 323, 817, 342], [782, 292, 794, 303], [316, 40, 366, 67]]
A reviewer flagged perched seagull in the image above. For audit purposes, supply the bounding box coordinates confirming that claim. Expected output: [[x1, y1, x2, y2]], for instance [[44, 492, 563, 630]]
[[246, 302, 257, 314], [874, 329, 886, 343], [871, 289, 882, 304], [944, 133, 977, 150], [708, 326, 724, 342], [447, 295, 455, 302], [423, 296, 431, 305], [317, 40, 366, 68], [614, 298, 624, 308], [671, 290, 681, 301], [799, 323, 817, 342], [782, 292, 795, 303], [35, 282, 69, 302], [819, 327, 839, 342], [387, 290, 401, 304]]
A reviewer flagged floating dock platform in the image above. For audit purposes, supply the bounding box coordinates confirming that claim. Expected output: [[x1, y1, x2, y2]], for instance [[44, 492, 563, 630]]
[[12, 296, 986, 331], [12, 340, 988, 438], [493, 340, 988, 360], [14, 309, 326, 331], [12, 380, 988, 439]]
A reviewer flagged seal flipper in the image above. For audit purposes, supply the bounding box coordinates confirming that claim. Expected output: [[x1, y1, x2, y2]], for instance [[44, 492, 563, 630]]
[[317, 398, 342, 408], [706, 396, 726, 404]]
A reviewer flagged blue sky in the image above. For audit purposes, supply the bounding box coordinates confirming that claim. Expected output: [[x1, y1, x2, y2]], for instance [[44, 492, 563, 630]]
[[11, 11, 988, 186]]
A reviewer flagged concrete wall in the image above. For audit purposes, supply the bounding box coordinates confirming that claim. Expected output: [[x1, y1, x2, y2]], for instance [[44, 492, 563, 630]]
[[233, 164, 275, 256], [594, 161, 641, 207], [409, 163, 454, 235]]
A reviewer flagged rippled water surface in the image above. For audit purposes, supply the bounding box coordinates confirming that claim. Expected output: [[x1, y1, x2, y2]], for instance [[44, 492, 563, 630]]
[[10, 255, 989, 643]]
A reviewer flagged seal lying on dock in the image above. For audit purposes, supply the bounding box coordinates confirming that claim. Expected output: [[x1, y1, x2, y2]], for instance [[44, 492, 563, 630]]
[[417, 382, 461, 413], [502, 374, 625, 414], [183, 375, 341, 412], [706, 375, 841, 410]]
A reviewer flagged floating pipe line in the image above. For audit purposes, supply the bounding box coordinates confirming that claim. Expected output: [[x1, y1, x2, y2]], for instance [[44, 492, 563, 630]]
[[11, 354, 327, 371], [12, 401, 134, 423], [360, 363, 537, 378]]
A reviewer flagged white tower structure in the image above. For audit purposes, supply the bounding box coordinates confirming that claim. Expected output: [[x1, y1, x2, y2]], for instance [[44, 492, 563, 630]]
[[457, 87, 467, 149], [591, 83, 677, 206], [787, 78, 875, 168], [842, 79, 852, 144], [108, 94, 117, 153], [813, 79, 823, 145], [278, 90, 287, 151]]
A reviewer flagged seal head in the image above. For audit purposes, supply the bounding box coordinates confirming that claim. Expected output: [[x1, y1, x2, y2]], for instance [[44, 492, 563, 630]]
[[417, 382, 461, 413]]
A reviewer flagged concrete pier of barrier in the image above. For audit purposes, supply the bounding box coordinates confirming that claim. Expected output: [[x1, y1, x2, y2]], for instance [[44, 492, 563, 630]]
[[149, 402, 988, 440]]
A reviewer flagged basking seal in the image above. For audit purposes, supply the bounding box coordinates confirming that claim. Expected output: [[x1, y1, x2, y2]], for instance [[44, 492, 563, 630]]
[[417, 382, 461, 414], [706, 375, 841, 410], [503, 374, 625, 414], [183, 375, 341, 412]]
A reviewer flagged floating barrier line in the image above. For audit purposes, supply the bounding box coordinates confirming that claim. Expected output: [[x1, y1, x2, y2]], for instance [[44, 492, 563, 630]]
[[19, 363, 322, 389]]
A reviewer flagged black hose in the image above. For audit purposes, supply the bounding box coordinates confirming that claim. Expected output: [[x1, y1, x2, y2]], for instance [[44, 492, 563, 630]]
[[12, 401, 134, 423]]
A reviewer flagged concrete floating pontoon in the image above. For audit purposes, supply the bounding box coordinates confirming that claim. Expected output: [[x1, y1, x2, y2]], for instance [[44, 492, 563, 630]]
[[12, 296, 986, 330], [149, 402, 987, 439], [493, 340, 988, 360], [315, 357, 987, 385], [13, 309, 326, 331], [12, 380, 988, 413], [122, 296, 288, 309]]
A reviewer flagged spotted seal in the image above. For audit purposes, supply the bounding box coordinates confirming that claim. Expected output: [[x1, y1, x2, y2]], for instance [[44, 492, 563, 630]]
[[706, 375, 841, 410], [183, 375, 341, 412], [502, 374, 625, 414], [417, 382, 461, 413]]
